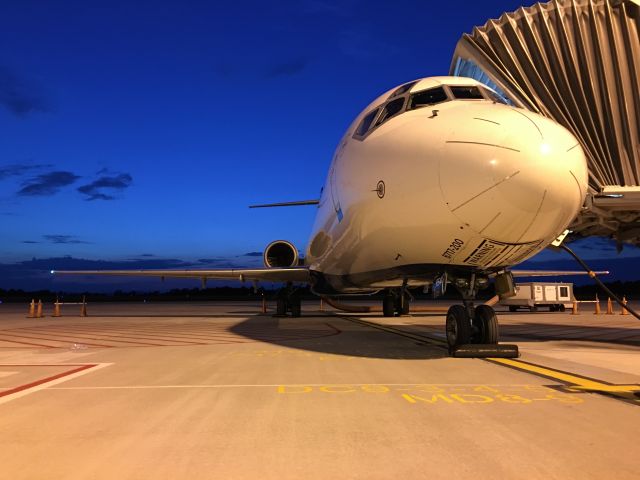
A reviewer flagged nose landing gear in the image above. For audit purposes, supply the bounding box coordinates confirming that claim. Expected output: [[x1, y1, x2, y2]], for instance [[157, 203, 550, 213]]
[[445, 303, 499, 346], [446, 274, 518, 358]]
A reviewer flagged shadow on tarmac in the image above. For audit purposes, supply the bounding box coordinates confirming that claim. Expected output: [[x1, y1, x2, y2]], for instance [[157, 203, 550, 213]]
[[228, 313, 449, 360], [499, 322, 640, 347]]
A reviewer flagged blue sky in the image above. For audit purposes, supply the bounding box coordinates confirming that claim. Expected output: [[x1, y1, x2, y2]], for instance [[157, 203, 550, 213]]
[[1, 0, 637, 291]]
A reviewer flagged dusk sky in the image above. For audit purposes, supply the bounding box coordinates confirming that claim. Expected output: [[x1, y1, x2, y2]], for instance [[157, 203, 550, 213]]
[[1, 0, 638, 291]]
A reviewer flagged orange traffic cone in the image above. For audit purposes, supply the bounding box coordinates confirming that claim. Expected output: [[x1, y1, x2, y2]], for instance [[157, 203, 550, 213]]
[[319, 298, 324, 312], [621, 296, 629, 316], [53, 301, 61, 317], [36, 300, 43, 318], [571, 301, 579, 315], [261, 294, 267, 314], [27, 299, 35, 318], [594, 294, 601, 315], [606, 297, 614, 315], [80, 296, 87, 317]]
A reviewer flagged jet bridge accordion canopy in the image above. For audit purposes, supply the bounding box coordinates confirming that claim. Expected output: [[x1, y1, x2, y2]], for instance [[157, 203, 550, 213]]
[[451, 0, 640, 244]]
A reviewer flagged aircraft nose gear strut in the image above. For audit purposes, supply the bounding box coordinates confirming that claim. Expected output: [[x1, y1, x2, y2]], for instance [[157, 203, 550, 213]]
[[446, 273, 518, 358]]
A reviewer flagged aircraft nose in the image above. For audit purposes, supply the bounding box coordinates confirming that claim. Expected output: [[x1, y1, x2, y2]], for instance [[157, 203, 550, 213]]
[[439, 108, 588, 244]]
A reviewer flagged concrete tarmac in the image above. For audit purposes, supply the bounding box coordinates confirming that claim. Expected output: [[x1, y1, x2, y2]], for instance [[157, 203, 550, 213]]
[[0, 301, 639, 479]]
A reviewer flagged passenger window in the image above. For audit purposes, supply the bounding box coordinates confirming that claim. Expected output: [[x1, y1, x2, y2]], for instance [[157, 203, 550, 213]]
[[450, 86, 484, 100], [409, 87, 448, 109], [376, 97, 405, 126], [354, 108, 379, 137], [389, 81, 418, 98]]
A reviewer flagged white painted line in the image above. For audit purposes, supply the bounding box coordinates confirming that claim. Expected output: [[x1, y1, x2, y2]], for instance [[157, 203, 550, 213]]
[[47, 382, 547, 390], [0, 371, 18, 378], [0, 363, 113, 405]]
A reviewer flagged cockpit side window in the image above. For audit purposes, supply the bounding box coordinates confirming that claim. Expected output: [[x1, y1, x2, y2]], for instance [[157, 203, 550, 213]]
[[450, 86, 484, 100], [388, 81, 418, 99], [353, 108, 380, 138], [409, 87, 448, 110], [375, 97, 405, 126], [482, 87, 509, 104]]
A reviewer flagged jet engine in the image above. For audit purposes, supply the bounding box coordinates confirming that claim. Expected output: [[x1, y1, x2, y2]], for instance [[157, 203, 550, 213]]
[[263, 240, 299, 268]]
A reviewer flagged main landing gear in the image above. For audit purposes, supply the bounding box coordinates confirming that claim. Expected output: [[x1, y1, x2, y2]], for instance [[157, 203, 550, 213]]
[[382, 289, 410, 317], [275, 283, 302, 317]]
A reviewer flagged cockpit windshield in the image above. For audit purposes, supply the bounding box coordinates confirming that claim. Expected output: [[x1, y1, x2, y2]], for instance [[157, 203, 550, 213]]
[[409, 87, 448, 110], [388, 80, 418, 99], [450, 86, 484, 100], [353, 82, 506, 141], [376, 97, 405, 126]]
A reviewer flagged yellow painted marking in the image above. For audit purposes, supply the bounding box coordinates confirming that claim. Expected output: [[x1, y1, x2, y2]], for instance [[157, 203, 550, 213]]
[[568, 385, 640, 394], [402, 393, 454, 404], [319, 386, 357, 393], [490, 358, 640, 402], [275, 384, 584, 405], [277, 385, 312, 394], [361, 385, 390, 393], [449, 394, 494, 403]]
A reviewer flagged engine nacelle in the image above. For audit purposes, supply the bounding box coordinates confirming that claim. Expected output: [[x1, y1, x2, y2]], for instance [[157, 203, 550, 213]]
[[263, 240, 299, 268]]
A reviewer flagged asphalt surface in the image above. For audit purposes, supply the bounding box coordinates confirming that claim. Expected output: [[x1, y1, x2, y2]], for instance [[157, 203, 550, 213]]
[[0, 300, 639, 480]]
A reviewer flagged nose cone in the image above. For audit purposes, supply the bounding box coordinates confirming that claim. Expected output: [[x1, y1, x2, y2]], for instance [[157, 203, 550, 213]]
[[439, 107, 588, 244]]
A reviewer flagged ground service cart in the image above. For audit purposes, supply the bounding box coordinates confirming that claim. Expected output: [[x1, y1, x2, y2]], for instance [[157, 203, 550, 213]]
[[500, 282, 574, 312]]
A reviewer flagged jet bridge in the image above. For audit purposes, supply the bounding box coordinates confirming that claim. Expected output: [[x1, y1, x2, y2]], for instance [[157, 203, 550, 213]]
[[451, 0, 640, 246]]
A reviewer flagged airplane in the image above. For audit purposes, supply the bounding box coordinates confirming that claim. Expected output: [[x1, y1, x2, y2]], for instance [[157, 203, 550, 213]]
[[55, 76, 589, 351]]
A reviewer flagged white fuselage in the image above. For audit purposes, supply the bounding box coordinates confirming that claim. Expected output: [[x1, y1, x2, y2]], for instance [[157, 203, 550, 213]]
[[304, 77, 588, 293]]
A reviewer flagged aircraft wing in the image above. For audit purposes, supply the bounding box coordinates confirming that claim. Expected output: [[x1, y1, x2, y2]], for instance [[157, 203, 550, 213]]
[[52, 267, 311, 284], [510, 270, 609, 277]]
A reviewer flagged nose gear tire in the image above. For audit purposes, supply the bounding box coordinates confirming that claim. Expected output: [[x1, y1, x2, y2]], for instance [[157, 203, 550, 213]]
[[446, 305, 471, 347], [472, 305, 499, 344]]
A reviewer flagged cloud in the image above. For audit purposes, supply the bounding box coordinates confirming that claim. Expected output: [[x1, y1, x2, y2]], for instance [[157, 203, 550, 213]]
[[265, 57, 309, 78], [0, 66, 51, 117], [77, 173, 132, 201], [243, 252, 263, 257], [21, 240, 39, 244], [0, 163, 51, 181], [18, 171, 80, 196], [43, 235, 91, 244], [197, 258, 236, 266]]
